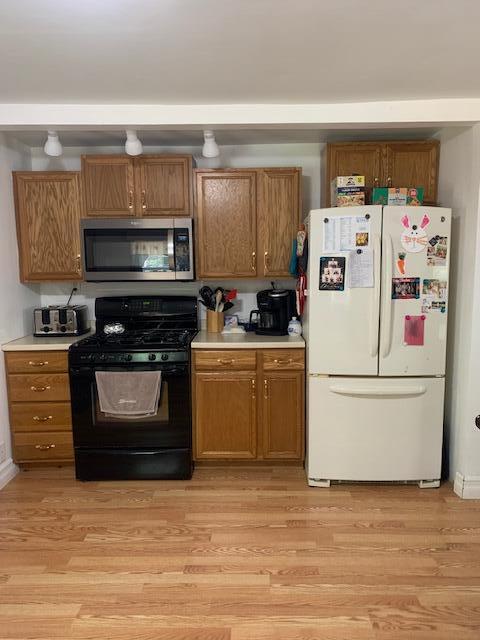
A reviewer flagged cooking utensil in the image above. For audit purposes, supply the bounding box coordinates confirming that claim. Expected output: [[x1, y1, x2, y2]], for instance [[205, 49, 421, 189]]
[[214, 289, 223, 312], [199, 286, 214, 309]]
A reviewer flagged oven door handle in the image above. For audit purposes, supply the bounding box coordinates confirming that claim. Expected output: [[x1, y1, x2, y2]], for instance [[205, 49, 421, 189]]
[[167, 229, 175, 271]]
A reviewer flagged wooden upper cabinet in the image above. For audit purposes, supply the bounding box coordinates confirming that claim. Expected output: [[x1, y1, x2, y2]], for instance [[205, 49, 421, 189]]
[[385, 141, 439, 205], [135, 156, 193, 217], [326, 140, 439, 206], [195, 170, 257, 278], [82, 154, 193, 218], [326, 143, 382, 205], [13, 172, 83, 282], [195, 372, 257, 459], [258, 169, 301, 278], [261, 371, 304, 460], [82, 156, 134, 217]]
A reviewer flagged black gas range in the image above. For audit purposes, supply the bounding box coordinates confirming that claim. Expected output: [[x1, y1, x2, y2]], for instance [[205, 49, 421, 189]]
[[69, 296, 198, 481]]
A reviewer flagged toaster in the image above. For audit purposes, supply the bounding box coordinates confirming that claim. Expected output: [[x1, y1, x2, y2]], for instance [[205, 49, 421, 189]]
[[34, 305, 90, 337]]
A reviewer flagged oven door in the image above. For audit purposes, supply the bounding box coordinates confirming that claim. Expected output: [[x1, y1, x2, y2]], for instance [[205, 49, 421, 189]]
[[81, 218, 193, 281], [70, 362, 191, 449]]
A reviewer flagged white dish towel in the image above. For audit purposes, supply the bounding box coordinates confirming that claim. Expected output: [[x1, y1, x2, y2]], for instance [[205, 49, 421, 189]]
[[95, 371, 162, 418]]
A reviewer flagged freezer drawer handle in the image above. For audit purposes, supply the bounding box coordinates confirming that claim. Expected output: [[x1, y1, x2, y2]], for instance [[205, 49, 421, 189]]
[[329, 384, 427, 397]]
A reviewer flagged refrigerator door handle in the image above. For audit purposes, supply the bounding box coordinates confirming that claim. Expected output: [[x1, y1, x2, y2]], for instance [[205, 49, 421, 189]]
[[381, 232, 394, 358], [370, 233, 381, 357], [330, 384, 427, 397]]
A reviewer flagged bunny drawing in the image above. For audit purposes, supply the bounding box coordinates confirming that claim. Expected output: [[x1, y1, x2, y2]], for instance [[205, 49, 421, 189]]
[[400, 213, 430, 253]]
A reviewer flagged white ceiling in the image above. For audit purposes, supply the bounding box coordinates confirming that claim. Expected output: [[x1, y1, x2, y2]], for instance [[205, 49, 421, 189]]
[[0, 0, 479, 105], [10, 127, 441, 148]]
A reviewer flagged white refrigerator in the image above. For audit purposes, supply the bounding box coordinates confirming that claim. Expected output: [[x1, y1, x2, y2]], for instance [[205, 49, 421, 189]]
[[304, 205, 451, 488]]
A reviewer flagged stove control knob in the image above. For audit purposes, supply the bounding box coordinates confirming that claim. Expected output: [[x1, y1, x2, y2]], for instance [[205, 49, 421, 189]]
[[42, 326, 50, 333], [161, 353, 169, 361], [125, 354, 133, 362], [99, 354, 107, 361], [148, 353, 157, 361]]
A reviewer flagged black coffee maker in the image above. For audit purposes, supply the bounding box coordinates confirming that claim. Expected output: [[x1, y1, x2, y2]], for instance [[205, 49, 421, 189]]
[[250, 285, 296, 336]]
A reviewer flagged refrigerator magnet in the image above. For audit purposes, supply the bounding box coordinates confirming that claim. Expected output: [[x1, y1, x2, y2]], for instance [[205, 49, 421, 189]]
[[400, 213, 430, 253], [404, 315, 426, 346], [392, 277, 420, 300], [427, 236, 448, 266], [319, 256, 346, 291], [396, 252, 406, 275]]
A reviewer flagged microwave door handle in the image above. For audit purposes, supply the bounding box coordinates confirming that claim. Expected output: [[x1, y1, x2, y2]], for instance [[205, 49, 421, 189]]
[[167, 229, 175, 271]]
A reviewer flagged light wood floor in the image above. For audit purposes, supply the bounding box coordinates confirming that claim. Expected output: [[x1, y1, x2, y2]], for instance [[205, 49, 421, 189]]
[[1, 466, 480, 639]]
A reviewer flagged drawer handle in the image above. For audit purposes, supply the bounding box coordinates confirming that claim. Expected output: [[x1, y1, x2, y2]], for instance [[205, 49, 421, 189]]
[[28, 361, 48, 367], [30, 385, 51, 392], [217, 358, 234, 365], [33, 415, 53, 422], [273, 358, 293, 365], [35, 443, 56, 451]]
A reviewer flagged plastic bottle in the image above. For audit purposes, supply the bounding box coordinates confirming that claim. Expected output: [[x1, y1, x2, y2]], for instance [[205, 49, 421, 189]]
[[288, 316, 302, 337]]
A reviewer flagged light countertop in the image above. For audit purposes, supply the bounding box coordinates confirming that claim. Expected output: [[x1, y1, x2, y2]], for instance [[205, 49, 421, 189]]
[[2, 332, 92, 352], [192, 330, 305, 349]]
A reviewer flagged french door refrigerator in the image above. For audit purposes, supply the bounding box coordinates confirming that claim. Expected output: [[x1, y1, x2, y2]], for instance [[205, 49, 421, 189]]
[[304, 205, 451, 488]]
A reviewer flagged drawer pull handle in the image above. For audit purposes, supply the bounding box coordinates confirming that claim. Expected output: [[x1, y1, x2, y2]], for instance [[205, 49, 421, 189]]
[[28, 361, 48, 367], [33, 415, 53, 422], [217, 358, 234, 365], [273, 358, 293, 365], [35, 443, 56, 451], [30, 385, 51, 392]]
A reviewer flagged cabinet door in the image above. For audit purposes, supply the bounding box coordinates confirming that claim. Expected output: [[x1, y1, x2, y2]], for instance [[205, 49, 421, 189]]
[[326, 143, 382, 206], [258, 168, 301, 277], [194, 373, 257, 459], [135, 156, 192, 217], [82, 156, 134, 217], [261, 371, 304, 460], [195, 171, 257, 278], [385, 141, 439, 205], [13, 172, 83, 282]]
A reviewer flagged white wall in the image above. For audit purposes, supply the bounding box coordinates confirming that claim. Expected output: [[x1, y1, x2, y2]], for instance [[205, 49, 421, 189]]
[[436, 125, 480, 492], [36, 142, 323, 317], [0, 134, 40, 486]]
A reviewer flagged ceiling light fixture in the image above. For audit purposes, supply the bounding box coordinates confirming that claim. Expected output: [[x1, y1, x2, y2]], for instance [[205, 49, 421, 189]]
[[202, 130, 220, 158], [43, 131, 63, 157], [125, 130, 143, 156]]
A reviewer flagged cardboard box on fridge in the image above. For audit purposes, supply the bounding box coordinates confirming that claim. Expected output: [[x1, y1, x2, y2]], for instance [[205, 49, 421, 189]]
[[335, 192, 366, 207], [373, 187, 424, 206], [331, 176, 365, 207]]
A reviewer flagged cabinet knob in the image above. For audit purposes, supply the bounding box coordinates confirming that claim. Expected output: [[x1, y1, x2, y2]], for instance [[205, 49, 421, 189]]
[[76, 254, 81, 273], [128, 189, 134, 211], [33, 415, 53, 422], [251, 378, 256, 399], [251, 251, 256, 272], [387, 176, 392, 187], [264, 378, 269, 399], [141, 190, 147, 211], [30, 385, 51, 393], [28, 361, 48, 367], [35, 443, 56, 451]]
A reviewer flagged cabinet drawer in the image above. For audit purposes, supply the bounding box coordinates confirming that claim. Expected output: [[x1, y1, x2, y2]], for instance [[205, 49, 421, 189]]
[[195, 350, 256, 371], [262, 349, 305, 370], [10, 402, 72, 432], [14, 431, 73, 462], [8, 374, 70, 402], [6, 351, 68, 374]]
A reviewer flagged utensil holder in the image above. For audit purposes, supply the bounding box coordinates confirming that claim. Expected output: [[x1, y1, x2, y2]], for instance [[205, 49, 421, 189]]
[[207, 310, 224, 333]]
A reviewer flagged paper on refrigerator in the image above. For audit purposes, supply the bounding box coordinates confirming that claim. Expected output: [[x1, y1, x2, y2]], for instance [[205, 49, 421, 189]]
[[348, 248, 374, 288], [323, 216, 371, 252]]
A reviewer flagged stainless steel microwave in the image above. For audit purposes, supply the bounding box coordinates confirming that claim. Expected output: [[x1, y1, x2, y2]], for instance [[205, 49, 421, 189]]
[[81, 218, 194, 281]]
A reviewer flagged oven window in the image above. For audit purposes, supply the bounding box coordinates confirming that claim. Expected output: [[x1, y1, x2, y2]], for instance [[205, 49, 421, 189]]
[[94, 381, 170, 425], [84, 229, 172, 273]]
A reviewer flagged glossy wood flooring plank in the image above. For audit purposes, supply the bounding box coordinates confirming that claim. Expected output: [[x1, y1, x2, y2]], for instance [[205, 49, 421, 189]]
[[1, 466, 480, 640]]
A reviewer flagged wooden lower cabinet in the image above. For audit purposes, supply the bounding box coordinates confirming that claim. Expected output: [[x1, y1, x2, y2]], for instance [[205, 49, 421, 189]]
[[193, 348, 305, 462], [261, 371, 304, 459], [194, 373, 257, 459], [4, 350, 74, 465]]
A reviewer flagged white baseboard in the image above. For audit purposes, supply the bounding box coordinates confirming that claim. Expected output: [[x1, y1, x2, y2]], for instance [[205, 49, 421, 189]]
[[0, 458, 18, 490], [454, 472, 480, 499]]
